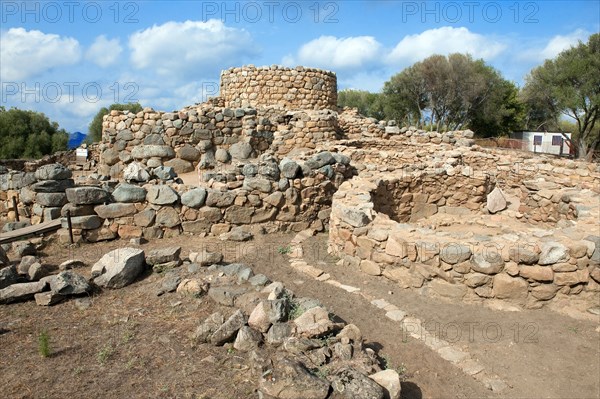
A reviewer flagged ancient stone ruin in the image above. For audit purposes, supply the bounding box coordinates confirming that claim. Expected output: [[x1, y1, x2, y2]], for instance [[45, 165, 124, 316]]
[[1, 65, 599, 315]]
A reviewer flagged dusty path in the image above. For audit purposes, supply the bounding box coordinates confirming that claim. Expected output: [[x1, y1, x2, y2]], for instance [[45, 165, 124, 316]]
[[232, 232, 600, 399], [3, 231, 599, 398]]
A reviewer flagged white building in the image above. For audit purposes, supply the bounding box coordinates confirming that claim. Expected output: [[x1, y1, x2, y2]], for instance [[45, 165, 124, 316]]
[[510, 131, 573, 156]]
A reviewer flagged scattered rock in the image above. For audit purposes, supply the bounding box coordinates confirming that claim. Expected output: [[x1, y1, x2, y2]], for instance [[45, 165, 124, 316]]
[[486, 187, 507, 214], [210, 309, 247, 345], [0, 266, 19, 289], [0, 281, 47, 304], [331, 367, 385, 399], [259, 356, 330, 399], [220, 228, 253, 242], [294, 306, 343, 338], [233, 326, 263, 351], [92, 247, 145, 289]]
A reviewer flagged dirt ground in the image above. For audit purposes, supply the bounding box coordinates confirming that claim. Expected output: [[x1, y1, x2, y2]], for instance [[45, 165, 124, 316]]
[[1, 232, 599, 399]]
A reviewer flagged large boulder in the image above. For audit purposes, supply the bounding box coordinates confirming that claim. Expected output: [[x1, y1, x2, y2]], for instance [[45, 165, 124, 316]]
[[35, 163, 72, 181], [91, 248, 145, 289], [112, 183, 147, 203], [66, 187, 109, 205], [36, 192, 68, 207]]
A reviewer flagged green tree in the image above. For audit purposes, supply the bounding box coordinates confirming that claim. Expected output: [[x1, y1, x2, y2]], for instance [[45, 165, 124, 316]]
[[338, 90, 385, 120], [0, 107, 69, 159], [522, 33, 599, 159], [381, 53, 522, 136], [88, 102, 143, 143]]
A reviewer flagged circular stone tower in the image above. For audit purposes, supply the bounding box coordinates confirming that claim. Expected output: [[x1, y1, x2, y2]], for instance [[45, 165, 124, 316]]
[[220, 65, 337, 110]]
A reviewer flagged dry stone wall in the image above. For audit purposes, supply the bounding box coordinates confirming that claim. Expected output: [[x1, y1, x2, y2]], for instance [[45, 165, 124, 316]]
[[220, 65, 337, 110], [328, 173, 600, 310]]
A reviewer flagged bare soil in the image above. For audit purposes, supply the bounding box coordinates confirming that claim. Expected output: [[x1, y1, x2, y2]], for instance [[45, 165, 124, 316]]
[[1, 232, 599, 399]]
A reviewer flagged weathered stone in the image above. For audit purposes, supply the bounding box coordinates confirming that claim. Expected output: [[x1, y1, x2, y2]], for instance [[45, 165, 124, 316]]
[[229, 142, 253, 159], [60, 203, 96, 217], [266, 322, 294, 345], [28, 262, 48, 280], [224, 205, 254, 224], [181, 188, 207, 208], [164, 158, 193, 174], [12, 241, 36, 257], [66, 187, 109, 205], [464, 273, 491, 288], [17, 256, 37, 275], [331, 367, 384, 399], [155, 207, 180, 228], [243, 177, 272, 193], [294, 306, 343, 338], [176, 279, 208, 296], [279, 158, 301, 179], [486, 187, 507, 214], [430, 279, 467, 299], [0, 281, 47, 304], [519, 265, 554, 282], [0, 266, 19, 289], [206, 190, 236, 207], [92, 247, 145, 288], [131, 145, 175, 159], [36, 192, 68, 207], [34, 291, 65, 306], [492, 274, 529, 302], [259, 357, 330, 399], [409, 202, 438, 222], [554, 270, 589, 286], [248, 299, 289, 333], [152, 166, 177, 181], [531, 284, 559, 300], [220, 227, 253, 242], [369, 369, 402, 399], [50, 271, 91, 295], [210, 309, 247, 345], [146, 185, 179, 205], [193, 312, 224, 342], [305, 152, 335, 169], [471, 253, 504, 275], [178, 145, 201, 161], [94, 203, 137, 219], [215, 148, 231, 163], [123, 162, 151, 183], [61, 215, 102, 230], [440, 244, 472, 264], [208, 285, 248, 306], [539, 242, 570, 265], [0, 246, 11, 266], [509, 245, 540, 265], [35, 163, 72, 181], [102, 148, 121, 166], [233, 326, 263, 351], [146, 247, 181, 266], [190, 250, 223, 266], [30, 179, 74, 193], [360, 260, 381, 276]]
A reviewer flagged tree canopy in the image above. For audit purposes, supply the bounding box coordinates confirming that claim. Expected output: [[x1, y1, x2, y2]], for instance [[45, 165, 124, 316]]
[[337, 89, 385, 120], [522, 33, 599, 159], [381, 53, 523, 136], [0, 107, 69, 159], [88, 103, 143, 142]]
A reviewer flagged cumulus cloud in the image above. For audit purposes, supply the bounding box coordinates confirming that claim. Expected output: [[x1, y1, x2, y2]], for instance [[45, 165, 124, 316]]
[[284, 35, 383, 70], [128, 20, 258, 77], [0, 28, 81, 80], [386, 27, 506, 65], [538, 29, 589, 60], [86, 35, 122, 67]]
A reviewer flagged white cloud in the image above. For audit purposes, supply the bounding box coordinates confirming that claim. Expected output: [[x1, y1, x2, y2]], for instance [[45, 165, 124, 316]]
[[86, 35, 122, 68], [386, 27, 506, 65], [128, 20, 258, 77], [0, 28, 81, 81], [285, 35, 383, 70], [539, 29, 589, 60]]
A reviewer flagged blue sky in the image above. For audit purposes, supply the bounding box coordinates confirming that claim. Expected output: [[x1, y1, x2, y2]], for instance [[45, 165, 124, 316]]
[[1, 0, 598, 133]]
